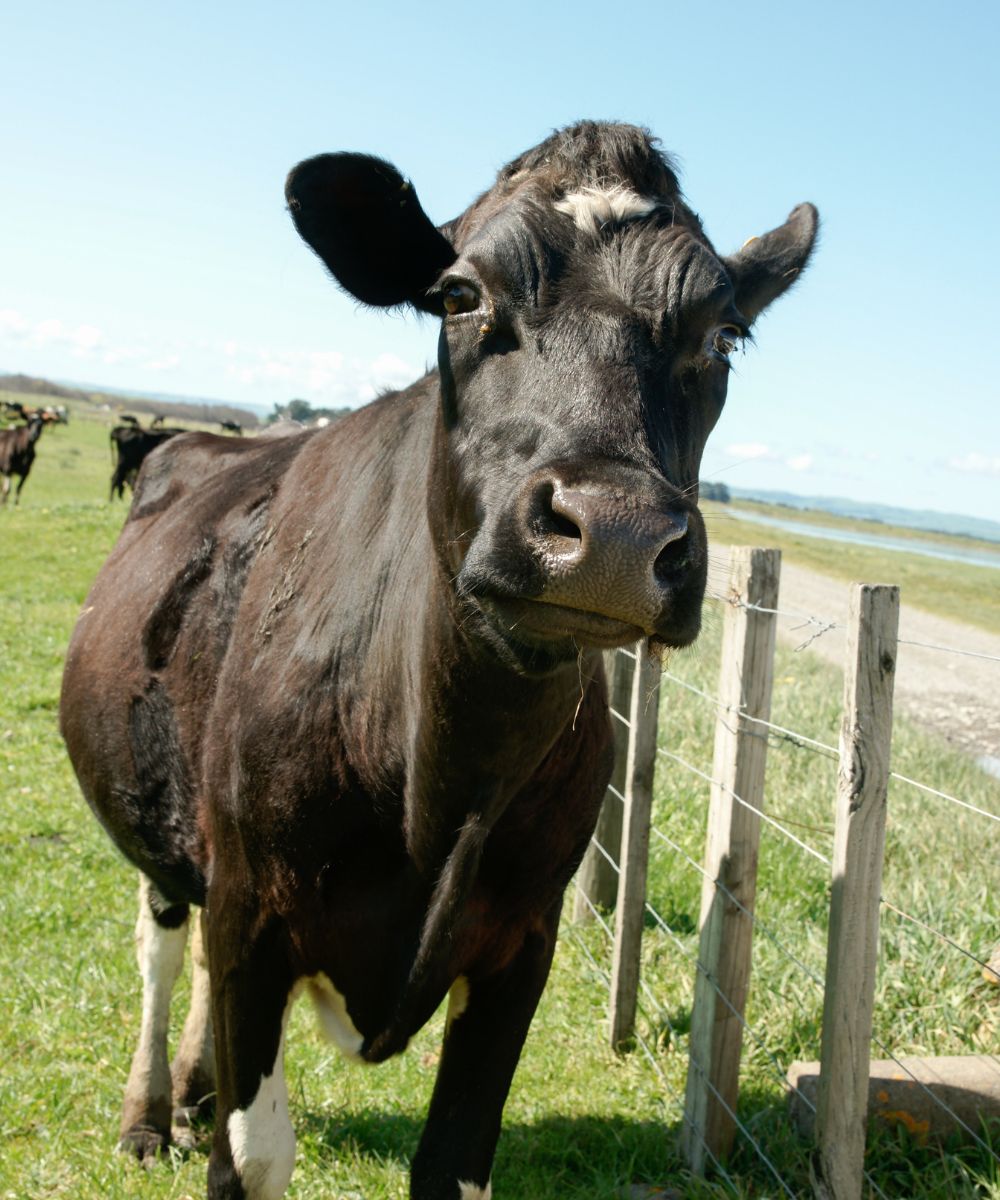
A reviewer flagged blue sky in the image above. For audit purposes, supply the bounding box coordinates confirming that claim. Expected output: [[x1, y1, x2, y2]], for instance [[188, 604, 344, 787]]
[[2, 0, 998, 522]]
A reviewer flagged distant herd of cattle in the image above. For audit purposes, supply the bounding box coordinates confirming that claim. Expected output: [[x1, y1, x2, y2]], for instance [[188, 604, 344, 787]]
[[0, 400, 246, 505]]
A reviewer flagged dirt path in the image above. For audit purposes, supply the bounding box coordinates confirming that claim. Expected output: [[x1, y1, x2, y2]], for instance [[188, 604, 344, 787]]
[[717, 553, 1000, 770]]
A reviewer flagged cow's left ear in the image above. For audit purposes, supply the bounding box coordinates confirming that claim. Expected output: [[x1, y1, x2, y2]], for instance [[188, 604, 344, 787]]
[[286, 153, 457, 312], [724, 203, 819, 322]]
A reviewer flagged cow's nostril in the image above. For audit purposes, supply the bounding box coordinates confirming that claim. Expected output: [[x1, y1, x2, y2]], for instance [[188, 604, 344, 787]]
[[532, 482, 584, 542], [548, 510, 582, 540], [653, 529, 692, 578]]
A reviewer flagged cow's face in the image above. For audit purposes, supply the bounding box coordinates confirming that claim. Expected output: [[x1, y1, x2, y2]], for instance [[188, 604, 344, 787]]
[[287, 125, 817, 668]]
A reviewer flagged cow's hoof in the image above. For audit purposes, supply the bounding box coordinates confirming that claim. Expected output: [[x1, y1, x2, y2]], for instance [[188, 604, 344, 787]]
[[117, 1125, 170, 1164], [172, 1098, 214, 1149], [173, 1092, 215, 1128]]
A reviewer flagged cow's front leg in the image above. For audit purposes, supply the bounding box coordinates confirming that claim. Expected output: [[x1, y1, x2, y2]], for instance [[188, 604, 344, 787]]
[[119, 874, 189, 1161], [411, 909, 559, 1200], [206, 897, 297, 1200]]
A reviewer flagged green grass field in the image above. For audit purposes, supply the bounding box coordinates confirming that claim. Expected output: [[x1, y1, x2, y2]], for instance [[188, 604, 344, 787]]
[[2, 400, 998, 1197]]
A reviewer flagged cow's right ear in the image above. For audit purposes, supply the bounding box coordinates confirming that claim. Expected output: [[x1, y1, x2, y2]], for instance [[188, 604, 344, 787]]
[[286, 153, 457, 313]]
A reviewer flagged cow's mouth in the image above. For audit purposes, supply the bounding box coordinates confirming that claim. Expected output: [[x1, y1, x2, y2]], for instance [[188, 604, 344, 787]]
[[486, 596, 646, 650]]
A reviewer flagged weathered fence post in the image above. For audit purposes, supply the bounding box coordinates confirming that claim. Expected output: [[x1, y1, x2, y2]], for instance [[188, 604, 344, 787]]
[[574, 648, 634, 921], [813, 584, 899, 1200], [682, 546, 781, 1171], [608, 647, 661, 1048]]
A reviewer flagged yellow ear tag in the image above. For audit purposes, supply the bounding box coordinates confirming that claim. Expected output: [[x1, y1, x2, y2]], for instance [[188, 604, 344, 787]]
[[741, 235, 759, 249]]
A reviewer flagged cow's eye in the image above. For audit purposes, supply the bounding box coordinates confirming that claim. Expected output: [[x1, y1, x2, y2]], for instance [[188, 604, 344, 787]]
[[712, 324, 745, 358], [442, 282, 481, 316]]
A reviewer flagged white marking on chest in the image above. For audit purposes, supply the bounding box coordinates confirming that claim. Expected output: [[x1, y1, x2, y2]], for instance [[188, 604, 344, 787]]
[[459, 1181, 492, 1199], [306, 972, 365, 1060], [554, 186, 658, 233], [227, 998, 296, 1200]]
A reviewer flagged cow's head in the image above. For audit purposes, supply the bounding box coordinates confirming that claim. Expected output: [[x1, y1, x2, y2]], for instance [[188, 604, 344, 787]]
[[287, 122, 817, 669]]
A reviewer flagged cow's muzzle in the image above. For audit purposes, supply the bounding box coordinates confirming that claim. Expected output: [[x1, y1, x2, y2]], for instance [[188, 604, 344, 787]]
[[510, 474, 706, 647]]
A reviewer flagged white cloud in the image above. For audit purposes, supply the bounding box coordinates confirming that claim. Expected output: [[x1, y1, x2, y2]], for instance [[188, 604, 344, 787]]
[[0, 308, 106, 357], [947, 452, 1000, 478], [0, 306, 421, 409], [786, 453, 814, 472], [145, 355, 180, 372], [224, 344, 420, 407], [72, 324, 102, 350], [0, 308, 29, 336]]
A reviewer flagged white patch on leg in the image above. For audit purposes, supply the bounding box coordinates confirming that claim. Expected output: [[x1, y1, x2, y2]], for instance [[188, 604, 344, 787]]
[[554, 186, 657, 234], [171, 907, 214, 1120], [446, 975, 470, 1032], [227, 999, 296, 1200], [306, 972, 364, 1060], [121, 876, 188, 1133], [459, 1181, 492, 1200]]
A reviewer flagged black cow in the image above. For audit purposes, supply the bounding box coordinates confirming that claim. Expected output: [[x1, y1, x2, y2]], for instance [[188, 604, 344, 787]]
[[109, 425, 184, 500], [1, 414, 46, 505], [60, 121, 817, 1199]]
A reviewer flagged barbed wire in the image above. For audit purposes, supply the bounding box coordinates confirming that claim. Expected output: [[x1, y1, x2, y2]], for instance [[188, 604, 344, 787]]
[[880, 897, 1000, 982], [650, 826, 825, 992], [889, 770, 1000, 823], [586, 830, 621, 875], [656, 746, 833, 867], [609, 706, 632, 730], [896, 637, 1000, 664], [707, 592, 1000, 666], [659, 667, 998, 826], [565, 884, 738, 1189]]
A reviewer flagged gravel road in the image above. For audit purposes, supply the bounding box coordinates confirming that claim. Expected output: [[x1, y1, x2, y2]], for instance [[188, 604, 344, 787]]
[[714, 552, 1000, 772]]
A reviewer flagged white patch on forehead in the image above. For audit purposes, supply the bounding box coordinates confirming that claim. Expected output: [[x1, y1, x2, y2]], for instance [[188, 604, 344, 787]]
[[554, 185, 658, 234], [459, 1181, 492, 1199], [307, 972, 365, 1060], [227, 999, 296, 1200]]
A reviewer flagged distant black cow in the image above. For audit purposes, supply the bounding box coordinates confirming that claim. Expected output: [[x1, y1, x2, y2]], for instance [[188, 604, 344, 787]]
[[219, 419, 243, 436], [61, 121, 817, 1199], [108, 425, 184, 500], [1, 414, 46, 505]]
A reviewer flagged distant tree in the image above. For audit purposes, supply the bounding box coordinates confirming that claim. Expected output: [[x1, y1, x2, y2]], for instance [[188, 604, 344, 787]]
[[700, 481, 731, 503], [267, 398, 351, 426]]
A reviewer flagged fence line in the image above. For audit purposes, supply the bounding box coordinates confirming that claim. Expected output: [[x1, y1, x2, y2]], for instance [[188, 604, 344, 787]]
[[651, 827, 826, 991], [568, 547, 999, 1198], [711, 589, 1000, 666], [656, 746, 834, 866], [880, 898, 1000, 981], [896, 637, 1000, 663], [889, 769, 1000, 822]]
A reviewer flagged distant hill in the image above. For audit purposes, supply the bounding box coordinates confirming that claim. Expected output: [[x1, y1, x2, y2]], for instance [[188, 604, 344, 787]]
[[729, 487, 1000, 545], [0, 372, 259, 429]]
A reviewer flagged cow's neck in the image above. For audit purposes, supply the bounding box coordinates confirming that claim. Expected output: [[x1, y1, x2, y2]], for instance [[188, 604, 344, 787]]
[[362, 583, 600, 1064], [401, 579, 598, 873]]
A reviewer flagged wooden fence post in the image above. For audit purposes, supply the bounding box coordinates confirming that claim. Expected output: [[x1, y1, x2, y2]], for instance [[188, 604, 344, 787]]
[[813, 584, 899, 1200], [608, 647, 661, 1048], [682, 546, 781, 1172], [574, 648, 634, 921]]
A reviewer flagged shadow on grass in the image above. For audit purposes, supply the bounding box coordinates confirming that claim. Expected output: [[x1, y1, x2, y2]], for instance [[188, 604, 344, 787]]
[[294, 1106, 776, 1198]]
